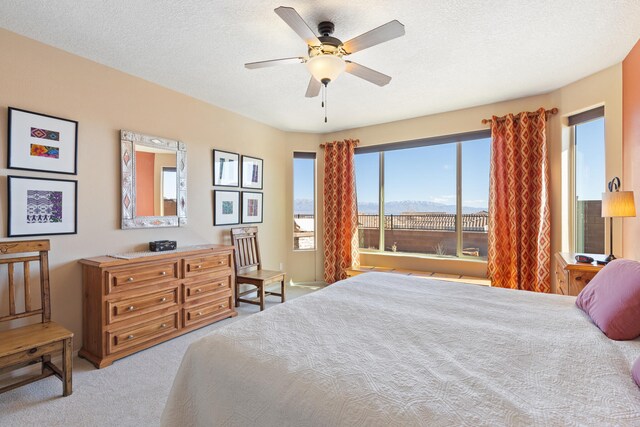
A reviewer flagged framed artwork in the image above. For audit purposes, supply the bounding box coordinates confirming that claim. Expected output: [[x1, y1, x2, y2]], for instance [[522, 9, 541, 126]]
[[241, 155, 263, 189], [8, 107, 78, 175], [213, 190, 240, 226], [241, 191, 263, 224], [213, 150, 239, 187], [8, 176, 78, 237]]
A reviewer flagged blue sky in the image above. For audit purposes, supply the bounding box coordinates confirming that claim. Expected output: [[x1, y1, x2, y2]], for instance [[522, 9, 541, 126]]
[[575, 117, 605, 201], [355, 138, 491, 208], [293, 157, 315, 200]]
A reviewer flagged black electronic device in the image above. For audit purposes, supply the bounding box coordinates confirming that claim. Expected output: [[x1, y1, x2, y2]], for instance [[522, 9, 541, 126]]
[[575, 254, 594, 264], [149, 240, 177, 252], [596, 260, 609, 266]]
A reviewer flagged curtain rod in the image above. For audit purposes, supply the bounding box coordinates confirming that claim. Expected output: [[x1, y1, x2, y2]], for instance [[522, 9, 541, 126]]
[[319, 140, 360, 148], [481, 107, 558, 125]]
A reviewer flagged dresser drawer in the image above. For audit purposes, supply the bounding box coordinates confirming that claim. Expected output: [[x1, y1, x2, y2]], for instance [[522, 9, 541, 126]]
[[106, 261, 179, 294], [107, 312, 178, 355], [184, 276, 231, 302], [107, 287, 179, 324], [183, 296, 232, 327], [183, 253, 231, 277], [569, 270, 598, 296]]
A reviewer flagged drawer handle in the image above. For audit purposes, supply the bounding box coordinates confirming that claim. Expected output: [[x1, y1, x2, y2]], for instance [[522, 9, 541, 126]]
[[217, 283, 223, 287], [196, 311, 203, 316], [160, 297, 167, 302], [575, 276, 583, 281], [29, 347, 38, 354], [218, 260, 224, 265], [195, 288, 202, 293], [127, 334, 135, 340], [160, 323, 167, 328], [160, 271, 167, 276], [127, 306, 135, 311], [194, 265, 202, 269], [127, 277, 134, 282], [218, 304, 225, 309]]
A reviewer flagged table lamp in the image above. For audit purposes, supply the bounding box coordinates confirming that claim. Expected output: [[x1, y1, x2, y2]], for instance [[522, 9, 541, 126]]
[[602, 177, 636, 262]]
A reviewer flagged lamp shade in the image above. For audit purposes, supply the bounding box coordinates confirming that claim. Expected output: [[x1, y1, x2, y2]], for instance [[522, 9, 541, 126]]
[[306, 54, 345, 83], [602, 191, 636, 217]]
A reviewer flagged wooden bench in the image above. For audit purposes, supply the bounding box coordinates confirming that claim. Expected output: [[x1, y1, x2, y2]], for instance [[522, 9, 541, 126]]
[[0, 240, 73, 397], [345, 266, 491, 286]]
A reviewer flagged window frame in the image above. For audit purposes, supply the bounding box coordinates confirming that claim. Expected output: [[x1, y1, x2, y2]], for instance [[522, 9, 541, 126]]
[[292, 151, 317, 252], [568, 106, 605, 253], [356, 130, 491, 260]]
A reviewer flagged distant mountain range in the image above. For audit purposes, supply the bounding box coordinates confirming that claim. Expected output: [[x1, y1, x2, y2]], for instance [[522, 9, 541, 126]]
[[294, 199, 487, 215]]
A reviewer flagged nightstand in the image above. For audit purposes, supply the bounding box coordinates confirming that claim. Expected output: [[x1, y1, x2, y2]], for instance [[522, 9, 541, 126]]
[[554, 252, 606, 296]]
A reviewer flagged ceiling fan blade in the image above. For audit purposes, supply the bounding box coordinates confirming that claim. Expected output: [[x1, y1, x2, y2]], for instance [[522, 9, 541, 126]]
[[245, 57, 305, 69], [305, 77, 321, 98], [342, 20, 405, 54], [274, 6, 321, 47], [345, 61, 392, 86]]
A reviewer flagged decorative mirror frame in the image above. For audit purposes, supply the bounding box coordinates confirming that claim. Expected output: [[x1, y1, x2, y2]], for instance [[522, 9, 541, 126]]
[[121, 129, 187, 229]]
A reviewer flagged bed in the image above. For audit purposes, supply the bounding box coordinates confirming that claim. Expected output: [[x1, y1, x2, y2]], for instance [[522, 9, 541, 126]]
[[161, 272, 640, 426]]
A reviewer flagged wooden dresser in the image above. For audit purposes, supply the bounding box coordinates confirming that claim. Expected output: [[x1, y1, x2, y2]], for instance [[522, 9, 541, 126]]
[[79, 245, 236, 368], [554, 252, 605, 296]]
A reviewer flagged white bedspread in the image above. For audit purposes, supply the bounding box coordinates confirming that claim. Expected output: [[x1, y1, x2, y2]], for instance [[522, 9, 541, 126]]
[[161, 273, 640, 426]]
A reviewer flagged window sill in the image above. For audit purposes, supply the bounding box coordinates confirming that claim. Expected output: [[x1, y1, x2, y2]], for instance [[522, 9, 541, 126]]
[[358, 249, 488, 265]]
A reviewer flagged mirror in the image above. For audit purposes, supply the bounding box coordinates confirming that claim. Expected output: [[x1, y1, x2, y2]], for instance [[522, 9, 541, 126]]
[[121, 130, 187, 229]]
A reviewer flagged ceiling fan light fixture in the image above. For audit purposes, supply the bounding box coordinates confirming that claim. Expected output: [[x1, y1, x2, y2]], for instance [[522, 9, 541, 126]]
[[306, 54, 345, 84]]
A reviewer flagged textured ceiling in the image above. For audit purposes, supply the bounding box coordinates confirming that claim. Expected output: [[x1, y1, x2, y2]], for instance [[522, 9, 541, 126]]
[[1, 1, 639, 133]]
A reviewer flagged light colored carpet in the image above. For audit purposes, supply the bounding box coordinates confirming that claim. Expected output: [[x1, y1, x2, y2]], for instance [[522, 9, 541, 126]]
[[0, 283, 323, 427]]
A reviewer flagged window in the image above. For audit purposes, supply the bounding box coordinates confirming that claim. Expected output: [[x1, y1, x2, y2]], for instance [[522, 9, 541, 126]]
[[569, 107, 607, 253], [293, 152, 316, 250], [355, 152, 380, 250], [570, 107, 605, 253], [461, 138, 490, 258], [355, 131, 491, 259]]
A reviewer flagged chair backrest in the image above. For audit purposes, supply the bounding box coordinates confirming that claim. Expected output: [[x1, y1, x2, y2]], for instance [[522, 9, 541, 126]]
[[230, 227, 262, 275], [0, 240, 51, 324]]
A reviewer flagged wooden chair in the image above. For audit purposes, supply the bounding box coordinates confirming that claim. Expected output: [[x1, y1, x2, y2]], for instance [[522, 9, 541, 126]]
[[230, 227, 285, 311], [0, 240, 73, 397]]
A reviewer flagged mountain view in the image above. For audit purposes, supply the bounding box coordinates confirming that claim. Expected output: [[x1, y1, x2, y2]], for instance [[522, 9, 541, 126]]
[[294, 199, 487, 215]]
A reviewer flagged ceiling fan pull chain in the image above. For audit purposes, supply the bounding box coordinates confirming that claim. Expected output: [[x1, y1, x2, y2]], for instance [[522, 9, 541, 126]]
[[324, 85, 328, 123]]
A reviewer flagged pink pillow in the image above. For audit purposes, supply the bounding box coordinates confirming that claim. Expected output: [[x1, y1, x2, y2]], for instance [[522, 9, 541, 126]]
[[575, 259, 640, 340], [633, 357, 640, 387]]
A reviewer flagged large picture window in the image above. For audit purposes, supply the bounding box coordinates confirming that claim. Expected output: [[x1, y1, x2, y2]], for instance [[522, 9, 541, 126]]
[[354, 131, 491, 259]]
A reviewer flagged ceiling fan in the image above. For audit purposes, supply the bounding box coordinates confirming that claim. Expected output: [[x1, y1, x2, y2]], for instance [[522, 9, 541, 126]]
[[245, 6, 405, 121]]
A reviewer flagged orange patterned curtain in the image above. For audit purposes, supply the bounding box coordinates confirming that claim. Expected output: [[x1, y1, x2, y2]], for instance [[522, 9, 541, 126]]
[[487, 108, 551, 292], [323, 139, 360, 284]]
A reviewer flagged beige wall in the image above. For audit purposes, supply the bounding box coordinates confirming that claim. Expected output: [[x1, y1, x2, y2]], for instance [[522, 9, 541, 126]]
[[0, 29, 294, 348]]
